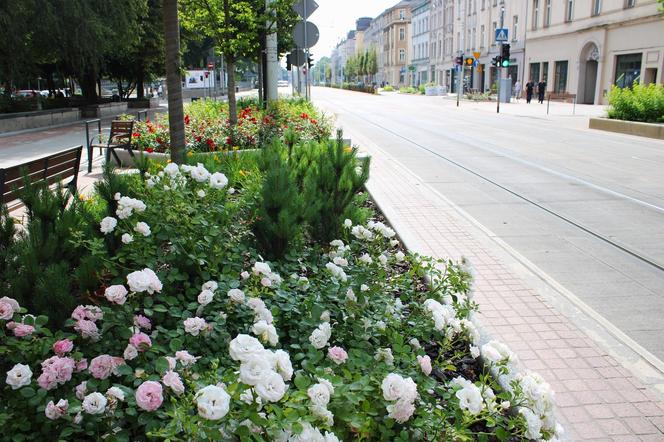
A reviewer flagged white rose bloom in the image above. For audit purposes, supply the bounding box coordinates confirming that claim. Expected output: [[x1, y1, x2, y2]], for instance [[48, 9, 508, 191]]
[[343, 219, 352, 228], [360, 284, 369, 292], [359, 253, 373, 264], [325, 262, 347, 282], [307, 383, 331, 407], [209, 172, 229, 189], [6, 363, 32, 390], [227, 288, 245, 303], [99, 217, 117, 234], [381, 373, 406, 401], [309, 322, 331, 349], [45, 399, 68, 420], [481, 340, 514, 365], [311, 405, 334, 426], [317, 378, 334, 395], [519, 408, 543, 440], [470, 345, 480, 359], [190, 163, 210, 183], [252, 262, 271, 276], [452, 377, 484, 415], [240, 271, 250, 280], [164, 162, 180, 177], [197, 190, 206, 198], [273, 349, 293, 381], [201, 280, 218, 292], [252, 320, 279, 346], [332, 256, 348, 267], [390, 239, 399, 247], [378, 254, 388, 265], [123, 344, 138, 361], [395, 251, 406, 262], [346, 288, 357, 302], [114, 192, 122, 201], [121, 233, 133, 244], [325, 431, 341, 442], [239, 354, 273, 386], [82, 392, 107, 415], [228, 187, 236, 194], [320, 310, 331, 322], [229, 334, 265, 362], [183, 317, 208, 336], [409, 338, 421, 350], [134, 221, 151, 237], [247, 297, 266, 311], [255, 370, 287, 403], [126, 268, 162, 294], [198, 289, 214, 306], [196, 385, 230, 420], [106, 387, 125, 402]]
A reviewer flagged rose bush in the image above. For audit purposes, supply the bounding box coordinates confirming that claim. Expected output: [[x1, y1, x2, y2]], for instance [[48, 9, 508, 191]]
[[0, 102, 562, 440]]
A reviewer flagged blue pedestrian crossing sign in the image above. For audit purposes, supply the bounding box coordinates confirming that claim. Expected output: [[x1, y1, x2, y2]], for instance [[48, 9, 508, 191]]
[[495, 28, 508, 42]]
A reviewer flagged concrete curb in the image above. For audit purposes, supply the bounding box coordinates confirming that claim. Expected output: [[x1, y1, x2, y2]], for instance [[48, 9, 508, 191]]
[[589, 117, 664, 140]]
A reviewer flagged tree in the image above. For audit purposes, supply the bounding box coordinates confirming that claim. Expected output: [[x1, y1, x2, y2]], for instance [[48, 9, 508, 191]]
[[163, 0, 186, 164], [0, 0, 37, 95]]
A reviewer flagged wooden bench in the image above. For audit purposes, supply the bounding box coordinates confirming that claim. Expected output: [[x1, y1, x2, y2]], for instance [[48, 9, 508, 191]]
[[88, 120, 135, 170], [0, 145, 83, 211]]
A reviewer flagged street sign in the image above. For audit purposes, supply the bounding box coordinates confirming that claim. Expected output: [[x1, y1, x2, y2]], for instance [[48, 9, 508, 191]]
[[495, 28, 508, 42], [293, 21, 320, 48], [473, 51, 481, 60], [408, 65, 416, 72], [293, 0, 318, 19], [207, 62, 214, 70], [290, 49, 306, 67]]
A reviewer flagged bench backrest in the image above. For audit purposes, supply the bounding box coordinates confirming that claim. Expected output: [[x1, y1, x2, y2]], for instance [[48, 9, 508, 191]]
[[109, 120, 134, 145], [0, 145, 83, 207]]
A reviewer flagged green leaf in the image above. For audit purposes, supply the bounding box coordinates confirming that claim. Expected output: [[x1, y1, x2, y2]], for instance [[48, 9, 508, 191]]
[[20, 387, 36, 398], [115, 364, 133, 376], [293, 373, 310, 390], [154, 357, 170, 374], [169, 338, 183, 352]]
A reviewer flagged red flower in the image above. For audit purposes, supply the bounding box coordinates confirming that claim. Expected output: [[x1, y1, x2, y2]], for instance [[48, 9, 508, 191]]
[[206, 138, 216, 150], [147, 123, 156, 133], [226, 137, 232, 145], [184, 115, 190, 125], [155, 137, 163, 144], [195, 135, 202, 142], [263, 117, 272, 124], [300, 113, 309, 119], [146, 147, 154, 153], [132, 132, 140, 138], [310, 119, 318, 125]]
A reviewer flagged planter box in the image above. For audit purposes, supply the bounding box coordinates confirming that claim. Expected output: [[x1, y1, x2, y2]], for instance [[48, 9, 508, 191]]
[[127, 98, 160, 109], [589, 117, 664, 140], [110, 149, 262, 168], [0, 108, 80, 133], [80, 102, 129, 119]]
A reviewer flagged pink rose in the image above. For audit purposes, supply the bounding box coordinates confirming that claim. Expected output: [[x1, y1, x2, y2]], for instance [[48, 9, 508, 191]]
[[162, 371, 185, 395], [417, 355, 432, 376], [13, 324, 35, 337], [327, 346, 348, 365], [75, 381, 87, 400], [45, 399, 68, 420], [37, 356, 75, 390], [75, 359, 88, 372], [0, 297, 19, 320], [104, 285, 128, 305], [129, 332, 152, 352], [134, 314, 152, 331], [74, 319, 100, 340], [53, 339, 74, 356], [387, 399, 416, 423], [71, 305, 103, 322], [175, 350, 199, 367], [135, 380, 163, 411], [5, 321, 17, 330], [165, 356, 177, 370], [89, 355, 121, 380]]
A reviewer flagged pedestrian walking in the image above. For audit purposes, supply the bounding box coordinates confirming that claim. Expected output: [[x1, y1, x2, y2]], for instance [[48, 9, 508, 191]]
[[525, 81, 534, 104], [514, 80, 522, 102], [537, 80, 546, 104]]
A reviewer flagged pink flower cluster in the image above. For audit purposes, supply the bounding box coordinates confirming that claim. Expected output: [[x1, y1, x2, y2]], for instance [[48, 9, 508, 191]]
[[89, 355, 124, 380], [134, 314, 152, 331], [0, 296, 20, 320], [37, 356, 75, 390], [53, 339, 74, 356], [71, 305, 103, 341], [6, 321, 35, 337]]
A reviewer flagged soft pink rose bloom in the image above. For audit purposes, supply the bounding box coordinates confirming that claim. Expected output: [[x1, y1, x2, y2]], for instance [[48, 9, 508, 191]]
[[175, 350, 199, 367], [53, 339, 74, 356], [135, 381, 163, 411], [75, 381, 87, 400], [260, 277, 272, 287], [0, 297, 19, 320], [74, 319, 100, 340], [327, 346, 348, 365], [417, 355, 432, 376], [387, 399, 416, 423], [123, 344, 138, 361], [45, 399, 68, 420], [5, 321, 17, 330], [162, 371, 185, 395], [13, 324, 35, 337], [129, 332, 152, 352], [71, 305, 103, 322], [89, 355, 121, 380], [38, 356, 75, 390], [75, 359, 88, 373], [133, 314, 152, 331], [165, 356, 177, 370], [104, 285, 128, 305]]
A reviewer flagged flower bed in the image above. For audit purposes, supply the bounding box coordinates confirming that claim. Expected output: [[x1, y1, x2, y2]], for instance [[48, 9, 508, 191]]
[[129, 97, 332, 154], [1, 114, 561, 440]]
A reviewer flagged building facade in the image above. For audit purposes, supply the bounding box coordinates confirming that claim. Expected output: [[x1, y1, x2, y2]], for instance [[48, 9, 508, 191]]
[[525, 0, 663, 104], [411, 1, 432, 85], [383, 1, 415, 86]]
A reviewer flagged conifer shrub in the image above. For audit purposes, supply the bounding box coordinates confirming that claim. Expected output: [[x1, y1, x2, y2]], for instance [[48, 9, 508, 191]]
[[253, 142, 304, 259], [607, 83, 664, 123]]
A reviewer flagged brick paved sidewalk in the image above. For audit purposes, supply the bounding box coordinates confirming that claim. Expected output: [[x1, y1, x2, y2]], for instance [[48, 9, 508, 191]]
[[356, 131, 664, 441]]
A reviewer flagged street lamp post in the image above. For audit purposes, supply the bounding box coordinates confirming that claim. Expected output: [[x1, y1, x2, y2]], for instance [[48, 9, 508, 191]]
[[497, 4, 505, 114]]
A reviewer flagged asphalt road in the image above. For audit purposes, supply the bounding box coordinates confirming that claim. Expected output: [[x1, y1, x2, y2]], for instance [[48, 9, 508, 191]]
[[312, 86, 664, 363]]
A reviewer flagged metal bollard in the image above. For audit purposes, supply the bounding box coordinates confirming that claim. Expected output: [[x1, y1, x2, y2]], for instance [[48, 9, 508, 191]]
[[547, 94, 550, 115]]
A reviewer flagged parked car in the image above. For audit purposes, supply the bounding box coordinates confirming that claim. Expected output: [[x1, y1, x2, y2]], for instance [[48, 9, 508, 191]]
[[15, 90, 39, 98]]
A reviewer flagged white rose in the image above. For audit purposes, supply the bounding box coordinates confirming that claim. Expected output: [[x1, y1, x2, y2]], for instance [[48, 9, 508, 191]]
[[114, 192, 122, 201], [381, 373, 406, 401], [183, 317, 207, 336], [164, 163, 179, 177], [198, 289, 214, 306], [320, 310, 331, 322], [121, 233, 133, 244], [255, 370, 287, 403], [240, 271, 250, 280], [190, 164, 210, 183], [346, 288, 357, 302], [124, 344, 138, 360], [307, 383, 331, 407], [360, 284, 369, 292], [227, 288, 245, 303], [228, 187, 236, 194], [201, 280, 218, 292], [229, 334, 265, 362], [343, 219, 352, 228], [106, 387, 125, 402], [134, 221, 151, 237], [239, 354, 273, 386], [273, 349, 293, 381], [309, 322, 331, 349], [99, 217, 117, 234], [82, 392, 107, 415], [197, 190, 206, 198], [209, 172, 229, 189], [6, 364, 32, 390], [470, 345, 480, 359], [252, 320, 279, 346], [196, 385, 230, 420], [359, 253, 373, 264], [252, 262, 271, 275], [104, 285, 128, 305], [395, 251, 405, 262], [378, 254, 388, 265]]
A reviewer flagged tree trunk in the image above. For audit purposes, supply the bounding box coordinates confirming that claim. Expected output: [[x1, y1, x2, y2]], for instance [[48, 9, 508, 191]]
[[226, 56, 237, 126], [257, 49, 263, 107], [137, 70, 145, 99], [79, 69, 98, 104], [117, 81, 124, 100], [163, 0, 185, 164]]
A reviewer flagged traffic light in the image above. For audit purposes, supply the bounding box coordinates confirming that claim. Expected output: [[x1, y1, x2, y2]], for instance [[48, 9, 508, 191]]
[[491, 56, 501, 67], [501, 44, 510, 67], [286, 54, 292, 71], [307, 55, 313, 69], [465, 57, 474, 66], [454, 56, 463, 65]]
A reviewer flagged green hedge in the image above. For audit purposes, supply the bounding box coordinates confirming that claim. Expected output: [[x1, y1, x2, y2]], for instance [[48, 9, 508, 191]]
[[607, 83, 664, 123]]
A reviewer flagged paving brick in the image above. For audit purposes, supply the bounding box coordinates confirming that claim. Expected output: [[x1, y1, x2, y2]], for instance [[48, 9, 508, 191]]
[[624, 417, 660, 435]]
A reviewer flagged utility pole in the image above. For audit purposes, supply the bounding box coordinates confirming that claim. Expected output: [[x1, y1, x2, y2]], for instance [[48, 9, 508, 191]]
[[303, 0, 309, 100], [266, 0, 279, 103], [497, 4, 504, 114], [456, 0, 466, 107]]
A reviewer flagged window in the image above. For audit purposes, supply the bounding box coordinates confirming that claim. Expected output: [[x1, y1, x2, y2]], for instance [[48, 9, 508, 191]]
[[566, 0, 574, 21], [492, 22, 497, 45], [493, 0, 497, 6], [615, 53, 642, 88], [400, 28, 405, 40], [512, 16, 518, 41], [480, 25, 485, 48], [468, 0, 472, 15], [467, 29, 471, 51], [532, 0, 539, 30], [457, 32, 461, 51], [472, 28, 476, 50], [399, 9, 405, 19], [399, 49, 406, 62], [554, 61, 568, 93], [529, 62, 540, 82], [544, 0, 551, 27], [626, 0, 635, 7], [481, 0, 485, 10], [542, 62, 549, 83], [592, 0, 601, 15]]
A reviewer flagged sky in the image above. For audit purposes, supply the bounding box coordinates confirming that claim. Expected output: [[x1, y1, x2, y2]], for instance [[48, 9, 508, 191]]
[[306, 0, 399, 61]]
